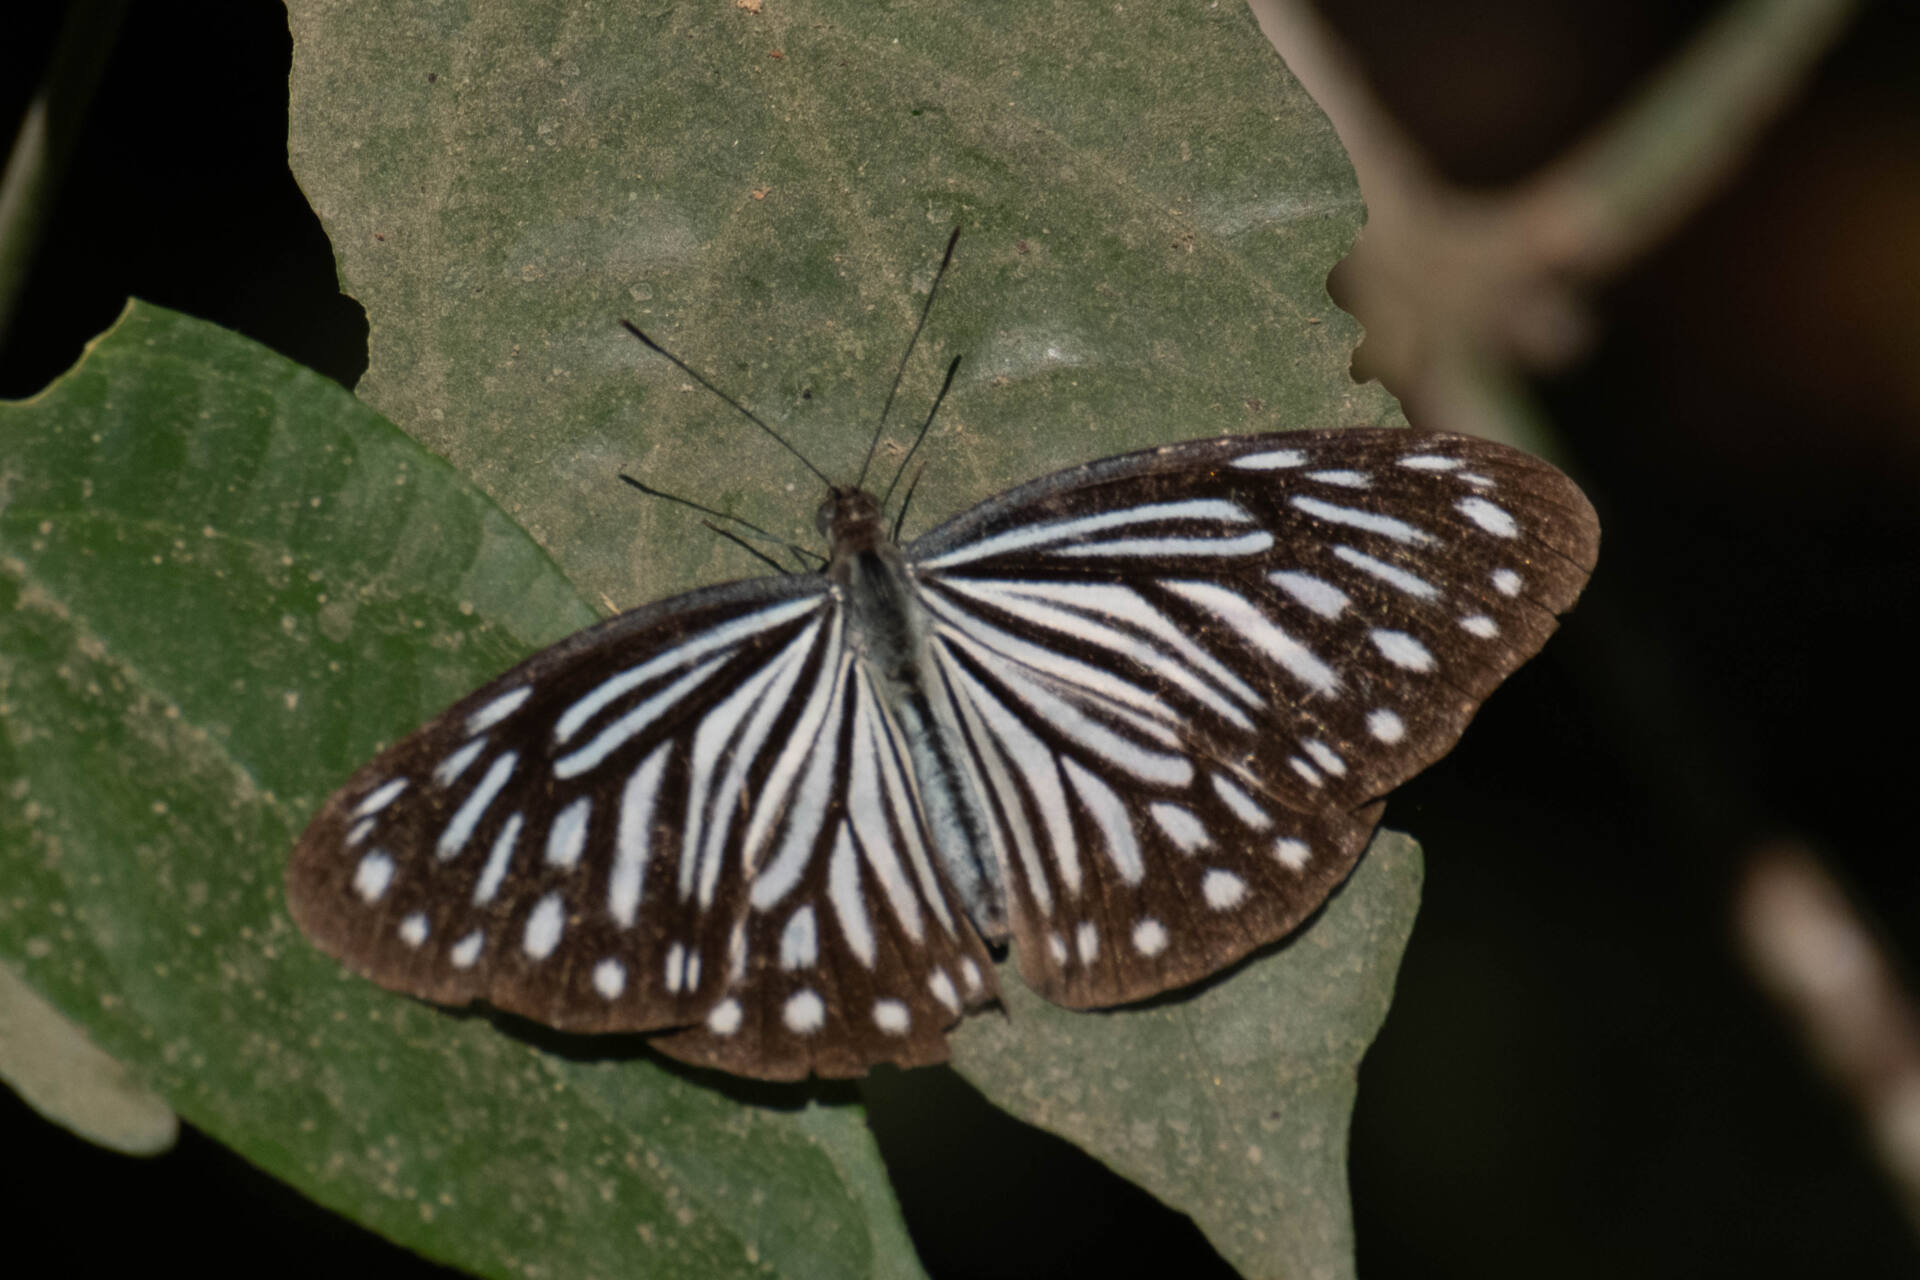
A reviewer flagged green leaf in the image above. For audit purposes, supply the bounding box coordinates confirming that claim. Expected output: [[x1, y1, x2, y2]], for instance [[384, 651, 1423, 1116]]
[[288, 1, 1414, 1274], [3, 2, 1416, 1275], [287, 0, 1398, 613], [0, 302, 923, 1280]]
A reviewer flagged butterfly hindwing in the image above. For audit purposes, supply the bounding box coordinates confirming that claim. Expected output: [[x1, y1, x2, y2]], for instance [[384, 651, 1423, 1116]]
[[908, 428, 1598, 1006], [648, 658, 999, 1079]]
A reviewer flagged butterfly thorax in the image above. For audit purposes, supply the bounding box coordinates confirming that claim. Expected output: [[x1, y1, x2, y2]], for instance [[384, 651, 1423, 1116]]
[[822, 484, 1010, 939], [822, 487, 915, 677]]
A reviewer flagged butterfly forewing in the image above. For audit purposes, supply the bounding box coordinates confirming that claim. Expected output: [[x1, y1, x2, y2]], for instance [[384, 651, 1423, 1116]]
[[291, 576, 841, 1032], [908, 429, 1598, 1007]]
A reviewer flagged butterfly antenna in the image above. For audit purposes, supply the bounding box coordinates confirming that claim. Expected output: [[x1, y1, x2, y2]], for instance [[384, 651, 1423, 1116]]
[[890, 464, 927, 543], [701, 520, 794, 575], [854, 226, 961, 492], [880, 354, 962, 512], [620, 320, 832, 488], [619, 474, 825, 567]]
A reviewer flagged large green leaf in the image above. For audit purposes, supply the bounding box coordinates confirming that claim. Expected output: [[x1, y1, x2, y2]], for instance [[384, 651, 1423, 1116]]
[[0, 303, 922, 1280], [286, 3, 1412, 1271], [288, 0, 1398, 614], [3, 2, 1419, 1276]]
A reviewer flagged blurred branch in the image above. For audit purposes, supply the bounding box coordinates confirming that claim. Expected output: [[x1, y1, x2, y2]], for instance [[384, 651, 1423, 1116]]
[[1252, 0, 1920, 1234], [1248, 0, 1859, 444], [0, 0, 129, 353], [1737, 843, 1920, 1233]]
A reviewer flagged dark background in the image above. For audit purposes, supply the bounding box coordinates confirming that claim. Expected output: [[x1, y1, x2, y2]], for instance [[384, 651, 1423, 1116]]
[[4, 2, 1917, 1276]]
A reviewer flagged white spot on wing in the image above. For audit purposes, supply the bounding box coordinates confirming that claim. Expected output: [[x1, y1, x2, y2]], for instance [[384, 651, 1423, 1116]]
[[352, 850, 394, 902], [353, 778, 408, 819], [779, 905, 818, 970], [398, 912, 429, 947], [522, 893, 565, 960], [1371, 629, 1436, 672], [437, 752, 518, 860], [1202, 869, 1247, 910], [1232, 448, 1307, 470], [472, 812, 523, 905], [1307, 469, 1370, 487], [1131, 918, 1169, 957], [707, 998, 743, 1036], [432, 737, 487, 787], [467, 685, 532, 735], [346, 817, 376, 847], [546, 796, 591, 869], [1333, 545, 1438, 599], [1271, 570, 1350, 619], [1062, 758, 1144, 884], [1211, 773, 1272, 830], [1274, 838, 1311, 870], [1460, 614, 1500, 638], [592, 958, 626, 1000], [1290, 757, 1323, 786], [827, 823, 877, 968], [1290, 495, 1435, 545], [1456, 495, 1518, 537], [1397, 454, 1461, 471], [1054, 531, 1274, 558], [1304, 739, 1347, 776], [929, 968, 961, 1013], [784, 989, 825, 1034], [610, 743, 669, 927], [1367, 708, 1406, 743], [1076, 921, 1099, 965], [450, 930, 484, 968], [1049, 932, 1069, 966], [727, 922, 748, 985], [1491, 568, 1523, 597], [961, 958, 984, 995], [1150, 801, 1211, 853], [873, 999, 911, 1034]]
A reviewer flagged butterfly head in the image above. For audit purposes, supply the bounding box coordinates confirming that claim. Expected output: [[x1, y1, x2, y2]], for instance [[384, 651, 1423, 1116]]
[[818, 486, 885, 549]]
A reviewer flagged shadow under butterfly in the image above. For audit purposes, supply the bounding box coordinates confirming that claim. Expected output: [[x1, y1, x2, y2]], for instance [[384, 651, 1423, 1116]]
[[286, 231, 1600, 1081]]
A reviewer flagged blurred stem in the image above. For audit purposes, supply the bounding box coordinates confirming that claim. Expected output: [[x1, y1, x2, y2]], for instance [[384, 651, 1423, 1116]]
[[1533, 0, 1864, 275], [1251, 0, 1860, 437], [1738, 843, 1920, 1235], [0, 0, 129, 354]]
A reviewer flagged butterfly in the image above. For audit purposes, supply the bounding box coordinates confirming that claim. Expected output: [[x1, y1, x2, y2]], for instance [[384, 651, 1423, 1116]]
[[286, 235, 1599, 1080]]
